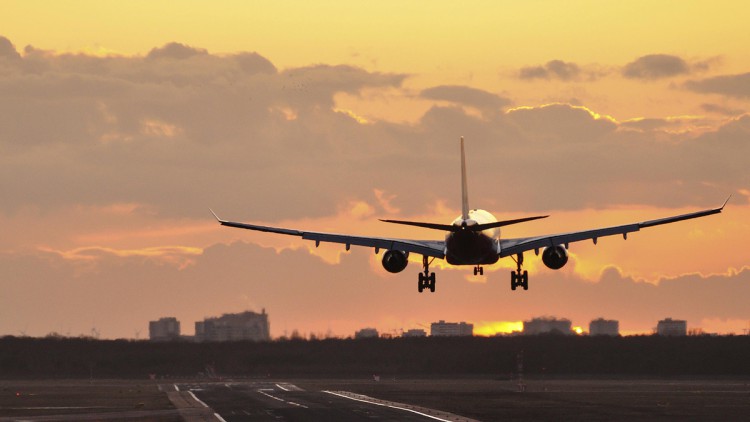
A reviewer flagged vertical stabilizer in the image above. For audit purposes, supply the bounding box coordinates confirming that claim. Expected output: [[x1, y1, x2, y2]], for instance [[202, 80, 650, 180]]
[[460, 137, 470, 220]]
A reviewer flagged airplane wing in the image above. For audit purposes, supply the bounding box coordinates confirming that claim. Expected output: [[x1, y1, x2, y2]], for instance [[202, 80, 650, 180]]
[[210, 210, 446, 258], [497, 198, 730, 258]]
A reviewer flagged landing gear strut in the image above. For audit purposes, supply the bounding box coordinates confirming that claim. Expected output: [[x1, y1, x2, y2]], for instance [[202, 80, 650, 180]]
[[473, 266, 484, 276], [418, 256, 436, 293], [510, 253, 528, 291]]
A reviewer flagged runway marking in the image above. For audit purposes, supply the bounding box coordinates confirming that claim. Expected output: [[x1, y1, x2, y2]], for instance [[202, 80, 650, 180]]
[[173, 384, 180, 392], [188, 391, 209, 408], [214, 413, 228, 422], [276, 382, 304, 391], [257, 389, 309, 408], [323, 391, 457, 422], [275, 383, 290, 391]]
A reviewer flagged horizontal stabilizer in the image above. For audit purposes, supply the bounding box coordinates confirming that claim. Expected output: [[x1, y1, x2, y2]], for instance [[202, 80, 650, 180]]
[[380, 215, 548, 232]]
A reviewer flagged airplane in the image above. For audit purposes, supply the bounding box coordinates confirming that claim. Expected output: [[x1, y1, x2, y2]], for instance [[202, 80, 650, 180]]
[[211, 137, 728, 293]]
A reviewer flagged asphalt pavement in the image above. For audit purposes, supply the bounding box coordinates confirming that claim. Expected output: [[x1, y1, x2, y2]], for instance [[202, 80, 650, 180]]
[[175, 381, 476, 422]]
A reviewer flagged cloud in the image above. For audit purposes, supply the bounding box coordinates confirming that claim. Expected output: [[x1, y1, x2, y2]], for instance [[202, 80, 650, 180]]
[[685, 73, 750, 98], [700, 103, 745, 116], [519, 60, 582, 81], [0, 35, 747, 229], [619, 116, 709, 131], [234, 52, 277, 74], [420, 85, 511, 111], [1, 242, 748, 339], [622, 54, 690, 80], [145, 42, 208, 60], [505, 103, 617, 141], [0, 36, 21, 60], [0, 37, 408, 220]]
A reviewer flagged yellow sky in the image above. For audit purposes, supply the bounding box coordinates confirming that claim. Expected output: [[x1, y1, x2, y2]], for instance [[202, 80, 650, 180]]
[[4, 1, 748, 68]]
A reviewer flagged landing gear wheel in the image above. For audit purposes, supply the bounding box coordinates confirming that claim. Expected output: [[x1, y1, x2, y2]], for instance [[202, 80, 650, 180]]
[[418, 256, 436, 293], [510, 253, 529, 291], [473, 266, 484, 276]]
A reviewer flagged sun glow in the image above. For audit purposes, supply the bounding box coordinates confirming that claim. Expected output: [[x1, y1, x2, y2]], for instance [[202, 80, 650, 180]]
[[473, 321, 524, 336]]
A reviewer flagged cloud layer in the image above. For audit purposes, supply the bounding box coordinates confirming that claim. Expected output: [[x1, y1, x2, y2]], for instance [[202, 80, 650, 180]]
[[2, 242, 748, 338], [1, 37, 748, 338]]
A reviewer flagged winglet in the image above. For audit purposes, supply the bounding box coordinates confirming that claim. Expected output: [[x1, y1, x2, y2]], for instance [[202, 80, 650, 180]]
[[209, 208, 223, 222], [720, 194, 732, 210]]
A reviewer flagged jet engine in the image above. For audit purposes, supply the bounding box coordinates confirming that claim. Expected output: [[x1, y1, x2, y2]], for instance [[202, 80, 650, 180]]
[[542, 245, 568, 270], [382, 250, 409, 273]]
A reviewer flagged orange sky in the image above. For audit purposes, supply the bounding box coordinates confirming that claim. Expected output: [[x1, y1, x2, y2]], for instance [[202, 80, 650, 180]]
[[1, 1, 749, 339]]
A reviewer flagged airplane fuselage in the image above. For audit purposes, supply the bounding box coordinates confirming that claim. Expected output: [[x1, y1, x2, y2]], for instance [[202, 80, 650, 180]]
[[445, 209, 501, 265]]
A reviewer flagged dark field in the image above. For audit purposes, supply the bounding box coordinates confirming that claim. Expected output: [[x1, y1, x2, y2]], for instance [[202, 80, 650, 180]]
[[0, 380, 180, 421], [2, 378, 750, 421], [301, 378, 750, 421], [2, 336, 750, 420]]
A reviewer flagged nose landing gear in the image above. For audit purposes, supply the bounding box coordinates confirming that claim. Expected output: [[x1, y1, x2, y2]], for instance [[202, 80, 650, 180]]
[[511, 253, 528, 291], [418, 256, 436, 293], [473, 266, 483, 276]]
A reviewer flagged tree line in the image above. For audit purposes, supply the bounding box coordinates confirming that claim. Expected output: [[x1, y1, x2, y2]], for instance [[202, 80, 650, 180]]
[[1, 335, 749, 379]]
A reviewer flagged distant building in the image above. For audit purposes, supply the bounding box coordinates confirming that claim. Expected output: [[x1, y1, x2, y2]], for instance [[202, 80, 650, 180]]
[[656, 318, 687, 336], [403, 329, 427, 338], [195, 309, 270, 342], [523, 317, 573, 335], [430, 320, 473, 337], [149, 317, 181, 341], [589, 318, 619, 336], [354, 328, 379, 339]]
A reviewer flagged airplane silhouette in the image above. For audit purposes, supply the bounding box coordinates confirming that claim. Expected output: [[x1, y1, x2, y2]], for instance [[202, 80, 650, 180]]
[[212, 137, 728, 292]]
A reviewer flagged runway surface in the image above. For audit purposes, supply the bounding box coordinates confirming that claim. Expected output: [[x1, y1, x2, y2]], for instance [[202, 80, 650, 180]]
[[172, 381, 476, 422]]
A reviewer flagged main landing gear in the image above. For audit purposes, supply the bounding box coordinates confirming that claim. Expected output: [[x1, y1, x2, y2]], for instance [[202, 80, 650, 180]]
[[511, 253, 528, 291], [473, 265, 484, 276], [418, 256, 436, 293]]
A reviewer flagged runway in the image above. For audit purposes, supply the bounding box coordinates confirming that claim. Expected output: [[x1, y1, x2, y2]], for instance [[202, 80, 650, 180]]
[[170, 381, 477, 422]]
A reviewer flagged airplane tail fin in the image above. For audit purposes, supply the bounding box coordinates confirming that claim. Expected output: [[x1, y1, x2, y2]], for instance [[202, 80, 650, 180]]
[[460, 136, 469, 220], [380, 137, 549, 232]]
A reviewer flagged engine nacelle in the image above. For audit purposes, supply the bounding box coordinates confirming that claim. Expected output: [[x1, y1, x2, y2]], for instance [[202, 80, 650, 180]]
[[382, 250, 409, 273], [542, 245, 569, 270]]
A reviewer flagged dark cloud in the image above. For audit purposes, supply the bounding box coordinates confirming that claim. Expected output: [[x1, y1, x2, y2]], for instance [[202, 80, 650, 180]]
[[519, 60, 582, 81], [685, 73, 750, 98], [0, 39, 410, 219], [0, 36, 21, 60], [622, 54, 689, 80], [505, 103, 616, 141], [700, 103, 745, 116], [146, 42, 208, 60], [620, 118, 680, 131], [1, 243, 748, 338], [234, 52, 277, 74], [0, 37, 746, 223], [420, 85, 511, 110]]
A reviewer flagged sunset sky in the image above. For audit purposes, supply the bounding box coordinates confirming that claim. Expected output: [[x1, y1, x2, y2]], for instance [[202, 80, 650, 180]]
[[1, 1, 749, 339]]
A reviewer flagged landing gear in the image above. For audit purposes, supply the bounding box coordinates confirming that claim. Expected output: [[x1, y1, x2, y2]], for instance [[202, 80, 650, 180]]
[[510, 253, 528, 291], [473, 266, 484, 276], [418, 256, 436, 293]]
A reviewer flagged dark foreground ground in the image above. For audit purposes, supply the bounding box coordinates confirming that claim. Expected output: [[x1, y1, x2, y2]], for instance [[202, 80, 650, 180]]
[[0, 379, 180, 421], [2, 336, 750, 420], [306, 378, 750, 421], [2, 378, 750, 421]]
